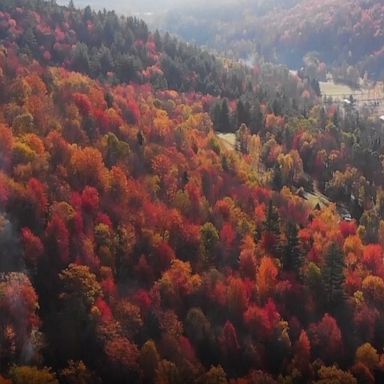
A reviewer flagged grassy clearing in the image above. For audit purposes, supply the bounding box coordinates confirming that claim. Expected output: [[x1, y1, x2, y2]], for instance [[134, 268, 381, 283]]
[[217, 133, 236, 150], [304, 191, 331, 209], [319, 81, 360, 99]]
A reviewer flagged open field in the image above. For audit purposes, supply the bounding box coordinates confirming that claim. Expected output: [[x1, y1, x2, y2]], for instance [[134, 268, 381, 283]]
[[217, 133, 236, 150], [319, 81, 360, 99], [320, 79, 384, 117], [303, 191, 331, 210]]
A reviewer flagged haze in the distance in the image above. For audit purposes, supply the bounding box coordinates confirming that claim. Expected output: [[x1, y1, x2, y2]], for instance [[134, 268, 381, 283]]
[[55, 0, 203, 13]]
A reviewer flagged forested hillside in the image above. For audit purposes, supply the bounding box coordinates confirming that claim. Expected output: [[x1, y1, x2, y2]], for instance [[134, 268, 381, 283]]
[[0, 0, 261, 97], [160, 0, 384, 82], [1, 1, 384, 383]]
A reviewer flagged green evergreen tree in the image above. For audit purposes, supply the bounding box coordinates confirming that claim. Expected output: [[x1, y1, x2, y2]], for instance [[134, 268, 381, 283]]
[[249, 101, 263, 134], [264, 200, 279, 233], [220, 99, 231, 133], [333, 108, 339, 127], [116, 54, 142, 83], [20, 27, 38, 56], [72, 42, 90, 73], [201, 222, 219, 266], [272, 97, 282, 115], [212, 102, 222, 130], [236, 99, 250, 127], [322, 242, 345, 307], [262, 200, 281, 256], [272, 164, 283, 191], [235, 123, 250, 154], [97, 45, 114, 75], [319, 106, 327, 130], [283, 223, 303, 276]]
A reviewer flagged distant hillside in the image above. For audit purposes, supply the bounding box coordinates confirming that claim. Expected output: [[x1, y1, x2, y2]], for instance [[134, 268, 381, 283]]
[[56, 0, 189, 13], [0, 0, 261, 98], [0, 0, 318, 119], [159, 0, 384, 81]]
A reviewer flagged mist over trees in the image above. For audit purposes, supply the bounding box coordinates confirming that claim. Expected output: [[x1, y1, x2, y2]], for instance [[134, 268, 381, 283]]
[[56, 0, 200, 13]]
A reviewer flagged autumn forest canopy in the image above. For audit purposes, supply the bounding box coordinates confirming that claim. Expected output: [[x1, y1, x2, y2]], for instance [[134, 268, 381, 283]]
[[1, 0, 384, 383]]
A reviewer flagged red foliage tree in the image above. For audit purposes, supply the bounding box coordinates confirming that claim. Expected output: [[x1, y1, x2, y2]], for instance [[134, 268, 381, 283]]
[[308, 313, 343, 363], [95, 297, 113, 322], [292, 330, 311, 374], [81, 185, 100, 213], [73, 93, 92, 116], [239, 235, 257, 279], [104, 337, 139, 379], [220, 223, 236, 251], [125, 99, 140, 124], [244, 299, 280, 341], [363, 244, 384, 276], [27, 178, 48, 217], [227, 276, 250, 317], [339, 220, 357, 238], [21, 227, 44, 267], [222, 320, 240, 354], [155, 241, 176, 271], [0, 124, 13, 170], [45, 213, 70, 266]]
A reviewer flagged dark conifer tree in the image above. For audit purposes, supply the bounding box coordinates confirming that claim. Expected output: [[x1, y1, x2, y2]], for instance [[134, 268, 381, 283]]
[[283, 223, 303, 277], [322, 242, 345, 308], [249, 101, 263, 134], [272, 164, 283, 191], [236, 99, 250, 127], [72, 43, 91, 73], [262, 200, 281, 256], [220, 99, 231, 133]]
